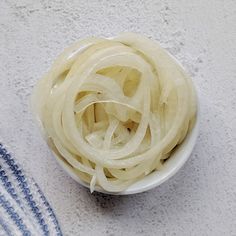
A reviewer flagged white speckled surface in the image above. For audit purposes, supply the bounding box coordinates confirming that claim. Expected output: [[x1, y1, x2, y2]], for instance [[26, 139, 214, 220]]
[[0, 0, 236, 235]]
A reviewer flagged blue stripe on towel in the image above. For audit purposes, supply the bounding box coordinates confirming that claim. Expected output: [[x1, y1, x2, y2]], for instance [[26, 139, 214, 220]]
[[35, 183, 62, 235], [0, 215, 12, 236], [0, 194, 30, 235], [0, 146, 48, 235], [0, 143, 63, 236], [0, 164, 22, 207]]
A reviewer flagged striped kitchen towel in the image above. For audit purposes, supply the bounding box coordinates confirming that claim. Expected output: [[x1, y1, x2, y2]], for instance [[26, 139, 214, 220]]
[[0, 143, 62, 236]]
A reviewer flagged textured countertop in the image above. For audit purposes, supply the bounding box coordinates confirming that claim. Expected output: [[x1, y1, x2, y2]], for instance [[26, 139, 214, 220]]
[[0, 0, 236, 235]]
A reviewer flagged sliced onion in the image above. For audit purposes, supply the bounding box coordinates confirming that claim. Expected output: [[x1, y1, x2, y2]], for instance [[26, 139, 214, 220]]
[[32, 33, 197, 193]]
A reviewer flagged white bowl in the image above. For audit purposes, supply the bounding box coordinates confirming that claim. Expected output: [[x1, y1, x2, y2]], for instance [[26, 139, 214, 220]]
[[54, 104, 199, 195], [50, 49, 199, 195]]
